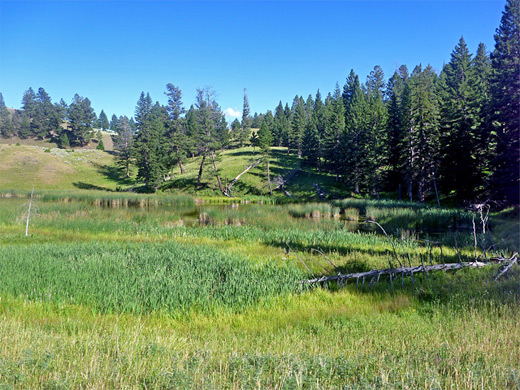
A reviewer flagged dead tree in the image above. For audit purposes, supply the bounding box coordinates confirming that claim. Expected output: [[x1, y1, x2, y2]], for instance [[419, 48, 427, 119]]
[[223, 158, 263, 197]]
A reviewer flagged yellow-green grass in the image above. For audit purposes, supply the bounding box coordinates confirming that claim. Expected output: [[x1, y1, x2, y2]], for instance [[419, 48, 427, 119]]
[[0, 277, 518, 389], [0, 141, 350, 200], [161, 147, 350, 200], [0, 198, 518, 388], [0, 143, 129, 191]]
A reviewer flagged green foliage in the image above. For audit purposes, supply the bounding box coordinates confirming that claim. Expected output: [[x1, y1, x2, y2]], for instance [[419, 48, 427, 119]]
[[67, 94, 96, 146], [489, 0, 520, 205], [97, 109, 109, 130], [0, 242, 304, 316]]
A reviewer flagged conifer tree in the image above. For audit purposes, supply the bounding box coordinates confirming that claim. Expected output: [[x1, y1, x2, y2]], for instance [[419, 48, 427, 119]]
[[273, 101, 288, 147], [343, 71, 367, 192], [194, 87, 226, 192], [472, 43, 493, 192], [439, 37, 481, 201], [110, 114, 119, 131], [98, 110, 109, 130], [67, 94, 96, 146], [114, 116, 133, 177], [164, 83, 188, 174], [386, 65, 408, 195], [240, 88, 252, 147], [231, 118, 241, 142], [489, 0, 520, 204], [302, 118, 320, 169], [364, 66, 388, 195], [133, 93, 168, 191], [401, 65, 441, 202], [289, 96, 306, 157], [0, 93, 13, 137]]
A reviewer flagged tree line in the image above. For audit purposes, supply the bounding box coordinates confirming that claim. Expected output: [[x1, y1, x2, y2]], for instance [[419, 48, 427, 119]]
[[252, 0, 519, 205], [0, 0, 517, 204], [0, 89, 134, 148]]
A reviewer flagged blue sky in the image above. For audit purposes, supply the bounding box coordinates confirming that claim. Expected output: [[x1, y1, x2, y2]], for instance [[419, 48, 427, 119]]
[[0, 1, 505, 121]]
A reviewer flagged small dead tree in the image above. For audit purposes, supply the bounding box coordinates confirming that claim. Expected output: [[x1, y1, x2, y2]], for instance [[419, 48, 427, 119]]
[[25, 186, 35, 236]]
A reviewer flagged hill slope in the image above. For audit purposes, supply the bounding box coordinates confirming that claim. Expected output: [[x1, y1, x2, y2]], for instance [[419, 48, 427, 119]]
[[0, 140, 349, 199]]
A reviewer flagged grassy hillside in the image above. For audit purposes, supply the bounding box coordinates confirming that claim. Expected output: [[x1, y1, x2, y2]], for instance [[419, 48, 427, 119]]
[[0, 142, 129, 191], [0, 139, 349, 200]]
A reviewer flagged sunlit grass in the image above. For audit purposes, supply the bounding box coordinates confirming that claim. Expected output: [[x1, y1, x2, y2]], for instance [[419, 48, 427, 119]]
[[0, 196, 518, 389]]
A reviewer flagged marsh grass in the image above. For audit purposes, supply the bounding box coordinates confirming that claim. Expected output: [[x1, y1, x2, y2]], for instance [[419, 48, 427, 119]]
[[0, 196, 518, 389], [0, 242, 305, 317], [287, 202, 340, 219]]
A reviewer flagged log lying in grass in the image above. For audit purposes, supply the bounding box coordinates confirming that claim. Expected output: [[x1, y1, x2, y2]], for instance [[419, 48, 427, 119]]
[[300, 253, 518, 288], [223, 158, 263, 197]]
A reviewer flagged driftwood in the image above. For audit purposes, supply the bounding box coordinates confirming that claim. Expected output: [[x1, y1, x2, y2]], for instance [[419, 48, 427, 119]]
[[495, 252, 518, 281], [300, 254, 518, 288], [223, 158, 263, 197]]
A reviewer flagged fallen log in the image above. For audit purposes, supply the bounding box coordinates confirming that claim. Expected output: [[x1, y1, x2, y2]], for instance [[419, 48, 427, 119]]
[[273, 168, 300, 191], [223, 158, 263, 197], [300, 254, 518, 288]]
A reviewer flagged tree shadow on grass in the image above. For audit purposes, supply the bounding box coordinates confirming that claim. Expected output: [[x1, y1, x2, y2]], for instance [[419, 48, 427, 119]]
[[73, 182, 115, 192], [94, 163, 135, 186], [224, 150, 258, 158]]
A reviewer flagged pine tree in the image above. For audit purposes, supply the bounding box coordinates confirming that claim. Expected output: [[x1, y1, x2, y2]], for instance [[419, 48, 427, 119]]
[[194, 87, 226, 192], [114, 116, 133, 177], [343, 71, 367, 192], [96, 131, 105, 150], [302, 118, 320, 169], [289, 96, 306, 158], [472, 43, 493, 193], [312, 90, 326, 168], [98, 110, 109, 130], [231, 119, 241, 142], [110, 114, 119, 132], [489, 0, 520, 204], [364, 66, 388, 195], [21, 88, 37, 137], [401, 65, 441, 202], [250, 131, 259, 152], [273, 101, 289, 147], [67, 94, 96, 146], [0, 93, 13, 137], [240, 89, 252, 147], [386, 65, 409, 195], [164, 83, 188, 174], [440, 37, 481, 202], [133, 94, 168, 191]]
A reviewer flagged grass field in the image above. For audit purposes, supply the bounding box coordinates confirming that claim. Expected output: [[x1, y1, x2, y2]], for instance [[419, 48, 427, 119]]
[[0, 139, 519, 388], [0, 195, 518, 389]]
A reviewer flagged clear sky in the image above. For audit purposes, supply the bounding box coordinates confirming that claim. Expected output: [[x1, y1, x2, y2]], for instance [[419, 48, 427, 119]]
[[0, 0, 506, 121]]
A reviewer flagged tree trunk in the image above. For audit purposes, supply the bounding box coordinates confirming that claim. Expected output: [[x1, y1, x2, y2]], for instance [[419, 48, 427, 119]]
[[433, 174, 440, 207], [178, 160, 185, 175], [197, 153, 206, 188], [125, 162, 130, 178], [267, 157, 272, 195], [211, 151, 225, 194], [224, 158, 263, 196]]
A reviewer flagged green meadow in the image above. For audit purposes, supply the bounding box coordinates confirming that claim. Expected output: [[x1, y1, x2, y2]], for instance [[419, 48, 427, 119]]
[[0, 191, 518, 389]]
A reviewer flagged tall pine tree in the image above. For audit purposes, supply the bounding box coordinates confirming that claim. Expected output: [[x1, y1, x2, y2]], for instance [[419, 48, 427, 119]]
[[489, 0, 520, 205]]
